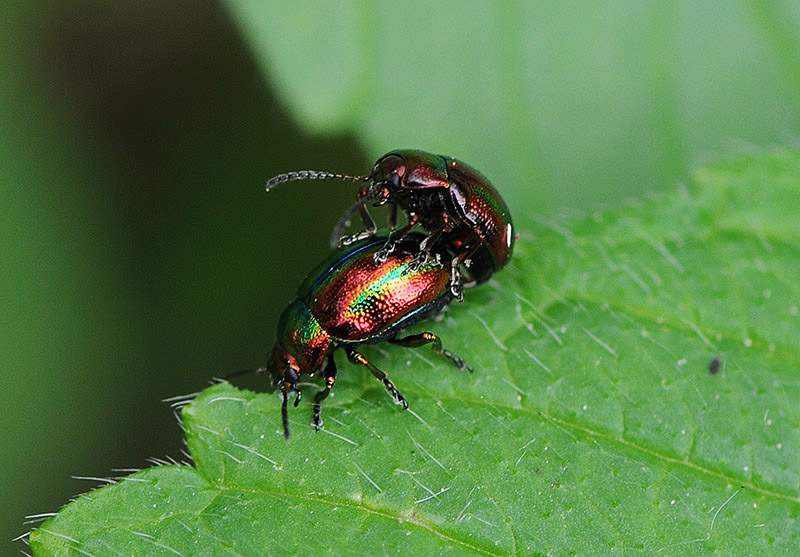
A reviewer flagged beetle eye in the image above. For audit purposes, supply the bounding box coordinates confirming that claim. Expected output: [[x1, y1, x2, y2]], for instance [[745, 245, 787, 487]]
[[372, 154, 405, 184], [389, 172, 401, 189]]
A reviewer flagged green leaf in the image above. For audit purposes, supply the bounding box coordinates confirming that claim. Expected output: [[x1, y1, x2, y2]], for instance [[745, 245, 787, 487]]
[[31, 150, 800, 555]]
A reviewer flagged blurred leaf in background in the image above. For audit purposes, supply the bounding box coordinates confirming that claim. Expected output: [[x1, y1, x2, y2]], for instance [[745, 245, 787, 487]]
[[2, 1, 362, 552], [227, 0, 800, 210], [5, 0, 800, 554]]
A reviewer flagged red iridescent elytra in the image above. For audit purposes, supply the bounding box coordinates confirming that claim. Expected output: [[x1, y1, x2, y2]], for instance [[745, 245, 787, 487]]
[[353, 150, 515, 286], [267, 233, 470, 438], [266, 149, 515, 291]]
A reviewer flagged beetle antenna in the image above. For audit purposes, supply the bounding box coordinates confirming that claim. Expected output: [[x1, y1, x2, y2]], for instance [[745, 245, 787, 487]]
[[265, 170, 369, 191]]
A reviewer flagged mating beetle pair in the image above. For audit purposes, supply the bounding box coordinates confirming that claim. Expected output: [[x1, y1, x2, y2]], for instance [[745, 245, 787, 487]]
[[259, 150, 515, 438]]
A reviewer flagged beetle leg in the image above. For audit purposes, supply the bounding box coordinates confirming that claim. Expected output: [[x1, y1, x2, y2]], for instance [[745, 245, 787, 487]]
[[331, 199, 363, 246], [280, 387, 290, 440], [374, 240, 396, 262], [374, 215, 417, 262], [449, 241, 481, 300], [374, 241, 397, 263], [413, 249, 443, 269], [358, 200, 378, 235], [407, 225, 446, 273], [331, 192, 378, 247], [277, 367, 302, 439], [312, 355, 338, 431], [387, 200, 399, 229], [389, 332, 473, 372], [450, 266, 465, 302], [346, 348, 408, 409]]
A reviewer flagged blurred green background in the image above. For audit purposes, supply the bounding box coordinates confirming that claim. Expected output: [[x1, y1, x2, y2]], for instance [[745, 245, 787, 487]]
[[4, 1, 800, 552]]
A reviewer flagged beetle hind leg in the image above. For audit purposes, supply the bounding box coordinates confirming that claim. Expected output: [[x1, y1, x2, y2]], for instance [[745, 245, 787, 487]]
[[449, 241, 482, 300], [346, 348, 408, 409], [389, 332, 473, 372]]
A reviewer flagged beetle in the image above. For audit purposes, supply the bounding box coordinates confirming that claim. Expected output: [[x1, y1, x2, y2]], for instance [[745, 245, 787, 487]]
[[266, 149, 515, 297], [255, 233, 470, 439]]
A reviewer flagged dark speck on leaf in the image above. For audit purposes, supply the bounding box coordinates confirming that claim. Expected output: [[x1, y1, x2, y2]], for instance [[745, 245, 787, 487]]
[[709, 358, 721, 375]]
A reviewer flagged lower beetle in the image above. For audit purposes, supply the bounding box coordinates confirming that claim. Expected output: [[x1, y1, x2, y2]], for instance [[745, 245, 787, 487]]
[[258, 233, 470, 439]]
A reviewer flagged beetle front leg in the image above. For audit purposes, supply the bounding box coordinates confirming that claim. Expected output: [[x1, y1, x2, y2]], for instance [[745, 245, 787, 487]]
[[335, 201, 377, 246], [279, 387, 291, 440], [332, 186, 379, 247], [346, 348, 408, 409], [312, 354, 338, 431], [278, 367, 302, 440]]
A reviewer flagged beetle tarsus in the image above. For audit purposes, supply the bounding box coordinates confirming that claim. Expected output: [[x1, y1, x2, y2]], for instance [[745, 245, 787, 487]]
[[346, 348, 408, 409], [405, 250, 439, 274], [405, 255, 421, 273], [338, 230, 373, 247], [311, 358, 337, 431], [440, 348, 473, 372], [450, 281, 464, 302], [383, 378, 409, 408], [312, 404, 323, 431], [374, 240, 396, 262], [449, 265, 465, 301]]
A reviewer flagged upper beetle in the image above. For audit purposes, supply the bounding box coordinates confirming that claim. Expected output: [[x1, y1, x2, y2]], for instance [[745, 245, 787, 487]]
[[249, 233, 470, 439], [266, 149, 515, 295]]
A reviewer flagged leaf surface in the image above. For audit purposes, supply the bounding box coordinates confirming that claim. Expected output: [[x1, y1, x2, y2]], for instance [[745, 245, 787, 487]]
[[31, 151, 800, 555]]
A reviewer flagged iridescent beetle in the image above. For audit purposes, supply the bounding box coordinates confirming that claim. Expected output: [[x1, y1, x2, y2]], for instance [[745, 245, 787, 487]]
[[253, 233, 470, 439], [266, 150, 515, 296]]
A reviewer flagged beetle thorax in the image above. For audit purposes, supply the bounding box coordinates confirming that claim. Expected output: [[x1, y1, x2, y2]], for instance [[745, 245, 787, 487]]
[[274, 300, 331, 379]]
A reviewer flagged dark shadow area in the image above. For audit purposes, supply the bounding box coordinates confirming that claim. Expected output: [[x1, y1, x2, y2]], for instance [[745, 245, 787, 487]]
[[8, 2, 368, 550]]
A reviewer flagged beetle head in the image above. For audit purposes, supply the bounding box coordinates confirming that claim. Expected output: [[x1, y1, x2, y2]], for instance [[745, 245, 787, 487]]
[[368, 153, 405, 205], [267, 345, 300, 390], [367, 150, 450, 205], [267, 344, 302, 439]]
